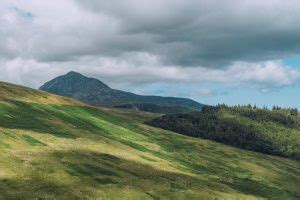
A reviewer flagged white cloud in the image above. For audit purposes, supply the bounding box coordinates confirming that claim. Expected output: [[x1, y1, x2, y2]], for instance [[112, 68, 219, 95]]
[[0, 55, 299, 93], [229, 61, 300, 88], [194, 88, 215, 96]]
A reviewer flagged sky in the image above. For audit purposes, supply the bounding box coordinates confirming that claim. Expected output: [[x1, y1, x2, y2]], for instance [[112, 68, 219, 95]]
[[0, 0, 299, 108]]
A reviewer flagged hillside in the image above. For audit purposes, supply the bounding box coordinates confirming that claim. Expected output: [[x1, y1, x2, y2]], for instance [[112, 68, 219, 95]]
[[39, 71, 203, 112], [114, 103, 194, 114], [0, 81, 299, 199], [147, 105, 300, 160]]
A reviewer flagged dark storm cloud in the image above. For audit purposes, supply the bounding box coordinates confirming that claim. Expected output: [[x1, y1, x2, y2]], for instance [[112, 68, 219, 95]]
[[2, 0, 300, 67], [74, 0, 300, 67]]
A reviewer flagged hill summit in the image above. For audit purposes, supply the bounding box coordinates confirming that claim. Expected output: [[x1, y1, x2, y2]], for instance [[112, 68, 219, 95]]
[[39, 71, 204, 112], [39, 71, 111, 100]]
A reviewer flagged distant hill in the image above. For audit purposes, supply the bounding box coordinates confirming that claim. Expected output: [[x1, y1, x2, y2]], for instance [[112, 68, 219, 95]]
[[39, 71, 204, 113], [147, 105, 300, 160], [1, 81, 300, 199], [114, 103, 194, 114]]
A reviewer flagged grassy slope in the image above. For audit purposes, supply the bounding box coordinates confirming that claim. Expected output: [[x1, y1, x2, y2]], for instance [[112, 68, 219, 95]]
[[0, 81, 299, 200]]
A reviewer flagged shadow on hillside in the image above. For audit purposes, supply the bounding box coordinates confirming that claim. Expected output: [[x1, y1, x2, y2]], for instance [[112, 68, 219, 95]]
[[0, 177, 84, 200], [1, 149, 299, 199], [0, 100, 108, 139]]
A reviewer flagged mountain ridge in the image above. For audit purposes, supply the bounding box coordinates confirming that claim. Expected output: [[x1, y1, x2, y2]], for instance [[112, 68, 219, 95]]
[[39, 71, 204, 112]]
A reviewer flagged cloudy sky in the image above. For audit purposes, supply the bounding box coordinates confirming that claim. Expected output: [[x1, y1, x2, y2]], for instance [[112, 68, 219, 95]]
[[0, 0, 300, 108]]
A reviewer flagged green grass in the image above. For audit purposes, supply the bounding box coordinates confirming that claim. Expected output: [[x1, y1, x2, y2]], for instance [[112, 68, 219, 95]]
[[0, 82, 299, 199], [20, 135, 46, 147]]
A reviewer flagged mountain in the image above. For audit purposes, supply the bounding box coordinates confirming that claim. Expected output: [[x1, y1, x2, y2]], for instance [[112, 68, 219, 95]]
[[0, 81, 300, 199], [147, 105, 300, 160], [39, 71, 204, 112]]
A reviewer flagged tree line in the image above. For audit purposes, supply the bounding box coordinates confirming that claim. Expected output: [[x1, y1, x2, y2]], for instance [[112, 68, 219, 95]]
[[146, 105, 300, 160]]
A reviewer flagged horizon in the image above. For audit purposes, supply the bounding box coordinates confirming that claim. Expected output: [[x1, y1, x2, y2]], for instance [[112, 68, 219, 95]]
[[0, 0, 299, 109], [39, 70, 299, 110]]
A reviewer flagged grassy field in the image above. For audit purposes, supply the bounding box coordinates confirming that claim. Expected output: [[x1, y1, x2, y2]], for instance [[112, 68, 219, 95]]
[[0, 81, 299, 199]]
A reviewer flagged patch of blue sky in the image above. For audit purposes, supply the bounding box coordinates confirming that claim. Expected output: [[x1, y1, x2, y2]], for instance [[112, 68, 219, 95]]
[[11, 6, 34, 20], [129, 81, 299, 109], [283, 56, 300, 69]]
